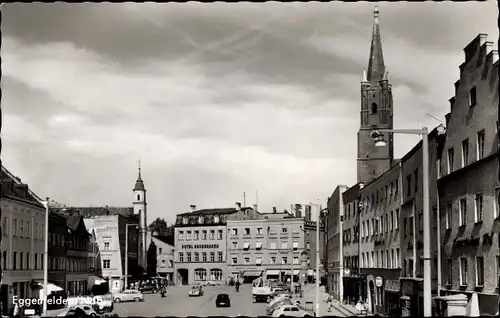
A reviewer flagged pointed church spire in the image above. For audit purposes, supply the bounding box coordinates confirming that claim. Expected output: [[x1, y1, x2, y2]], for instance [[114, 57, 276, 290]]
[[367, 6, 386, 83], [134, 160, 145, 191]]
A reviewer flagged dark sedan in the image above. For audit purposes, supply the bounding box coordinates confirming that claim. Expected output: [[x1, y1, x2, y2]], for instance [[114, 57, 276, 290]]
[[215, 293, 231, 307]]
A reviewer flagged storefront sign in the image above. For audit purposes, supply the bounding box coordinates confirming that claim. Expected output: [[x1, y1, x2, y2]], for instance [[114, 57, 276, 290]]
[[375, 276, 383, 287], [384, 279, 399, 292]]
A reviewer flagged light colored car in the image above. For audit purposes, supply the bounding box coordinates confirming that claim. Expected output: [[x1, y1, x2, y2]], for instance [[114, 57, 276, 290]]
[[188, 286, 204, 297], [57, 305, 99, 317], [113, 290, 144, 303], [94, 293, 114, 313], [272, 304, 313, 317]]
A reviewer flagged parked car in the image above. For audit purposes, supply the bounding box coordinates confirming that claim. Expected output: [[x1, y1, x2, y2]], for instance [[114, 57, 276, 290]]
[[271, 288, 289, 298], [272, 304, 313, 317], [139, 285, 157, 294], [113, 290, 144, 303], [188, 286, 204, 297], [267, 299, 292, 315], [215, 293, 231, 307], [57, 305, 98, 317], [14, 299, 43, 317], [200, 281, 216, 287], [93, 293, 114, 313]]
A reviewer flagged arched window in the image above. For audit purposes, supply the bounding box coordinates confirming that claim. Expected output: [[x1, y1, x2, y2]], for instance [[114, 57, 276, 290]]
[[194, 268, 207, 281], [137, 194, 140, 201], [371, 103, 378, 114], [210, 269, 223, 281]]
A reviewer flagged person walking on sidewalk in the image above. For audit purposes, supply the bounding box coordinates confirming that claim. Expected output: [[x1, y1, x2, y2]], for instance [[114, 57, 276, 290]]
[[327, 294, 334, 312]]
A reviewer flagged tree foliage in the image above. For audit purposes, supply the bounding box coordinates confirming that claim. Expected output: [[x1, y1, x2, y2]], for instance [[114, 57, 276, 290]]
[[148, 217, 169, 236]]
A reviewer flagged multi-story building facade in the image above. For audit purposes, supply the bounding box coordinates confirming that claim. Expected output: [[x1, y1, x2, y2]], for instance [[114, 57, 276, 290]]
[[149, 235, 175, 282], [359, 163, 401, 315], [302, 206, 326, 283], [326, 185, 348, 301], [399, 126, 444, 317], [226, 208, 307, 284], [438, 33, 499, 315], [174, 205, 239, 285], [340, 184, 363, 304], [48, 212, 68, 289], [65, 215, 91, 295], [0, 167, 45, 314], [83, 212, 140, 292]]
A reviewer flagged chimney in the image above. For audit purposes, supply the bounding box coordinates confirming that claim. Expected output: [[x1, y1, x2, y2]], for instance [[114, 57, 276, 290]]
[[272, 207, 277, 213], [190, 205, 196, 212]]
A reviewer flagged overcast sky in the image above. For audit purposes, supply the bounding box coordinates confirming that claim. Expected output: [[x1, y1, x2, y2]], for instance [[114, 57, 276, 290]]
[[2, 2, 498, 223]]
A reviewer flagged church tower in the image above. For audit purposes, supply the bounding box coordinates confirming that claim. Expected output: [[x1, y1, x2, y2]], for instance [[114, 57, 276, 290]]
[[133, 161, 147, 270], [357, 6, 394, 184]]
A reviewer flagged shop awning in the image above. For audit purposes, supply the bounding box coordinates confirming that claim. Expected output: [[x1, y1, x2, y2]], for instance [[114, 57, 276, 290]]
[[243, 271, 262, 277], [266, 270, 280, 276], [284, 270, 300, 275], [243, 242, 250, 249]]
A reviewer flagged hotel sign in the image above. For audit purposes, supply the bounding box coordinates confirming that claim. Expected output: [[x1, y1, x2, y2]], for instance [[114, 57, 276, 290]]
[[182, 244, 219, 249]]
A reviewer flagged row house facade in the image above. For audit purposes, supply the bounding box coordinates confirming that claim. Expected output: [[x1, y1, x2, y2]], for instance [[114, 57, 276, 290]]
[[339, 184, 363, 303], [438, 33, 499, 315], [174, 205, 240, 285], [399, 126, 444, 317], [359, 162, 402, 316], [226, 208, 307, 284], [0, 167, 45, 315]]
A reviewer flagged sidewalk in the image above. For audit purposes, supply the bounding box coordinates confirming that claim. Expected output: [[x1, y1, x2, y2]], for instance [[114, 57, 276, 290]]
[[299, 286, 371, 317]]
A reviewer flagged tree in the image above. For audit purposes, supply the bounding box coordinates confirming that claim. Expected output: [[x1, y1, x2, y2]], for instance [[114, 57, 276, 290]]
[[148, 217, 168, 236], [147, 241, 157, 278]]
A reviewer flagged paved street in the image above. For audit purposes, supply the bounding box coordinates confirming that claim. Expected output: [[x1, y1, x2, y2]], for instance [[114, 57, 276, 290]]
[[114, 284, 267, 317]]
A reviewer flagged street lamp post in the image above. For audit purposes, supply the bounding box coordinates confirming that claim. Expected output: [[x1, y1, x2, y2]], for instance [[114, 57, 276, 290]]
[[42, 198, 50, 316], [125, 224, 138, 291], [370, 125, 445, 317]]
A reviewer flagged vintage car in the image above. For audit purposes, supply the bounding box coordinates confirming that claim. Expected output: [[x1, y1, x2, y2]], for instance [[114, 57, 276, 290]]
[[272, 304, 314, 317], [188, 286, 204, 297]]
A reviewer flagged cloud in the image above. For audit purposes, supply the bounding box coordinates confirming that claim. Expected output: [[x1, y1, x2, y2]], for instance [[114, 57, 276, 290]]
[[2, 2, 498, 222]]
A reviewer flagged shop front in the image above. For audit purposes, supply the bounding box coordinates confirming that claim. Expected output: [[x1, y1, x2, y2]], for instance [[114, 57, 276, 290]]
[[400, 277, 423, 317], [342, 270, 367, 306]]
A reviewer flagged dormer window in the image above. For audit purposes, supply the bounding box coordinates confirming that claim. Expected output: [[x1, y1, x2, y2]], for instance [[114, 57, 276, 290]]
[[371, 102, 378, 114], [182, 217, 188, 225], [214, 215, 220, 223], [198, 216, 204, 224], [469, 86, 477, 107]]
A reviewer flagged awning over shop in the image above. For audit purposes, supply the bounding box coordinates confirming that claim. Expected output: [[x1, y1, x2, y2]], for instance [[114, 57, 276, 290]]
[[243, 271, 262, 277], [266, 270, 280, 276], [284, 270, 300, 275]]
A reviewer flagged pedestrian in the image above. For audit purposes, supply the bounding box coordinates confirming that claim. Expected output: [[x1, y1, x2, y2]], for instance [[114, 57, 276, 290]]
[[356, 299, 364, 315], [327, 294, 334, 312]]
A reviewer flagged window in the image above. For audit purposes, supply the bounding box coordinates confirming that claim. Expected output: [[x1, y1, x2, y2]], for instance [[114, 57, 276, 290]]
[[257, 227, 263, 235], [218, 251, 223, 262], [409, 216, 414, 236], [418, 212, 423, 232], [387, 250, 391, 268], [460, 257, 468, 285], [371, 102, 378, 114], [186, 231, 192, 240], [390, 211, 394, 231], [496, 187, 500, 219], [477, 130, 485, 160], [256, 257, 263, 266], [270, 257, 276, 265], [306, 241, 310, 250], [186, 252, 192, 262], [231, 228, 238, 235], [447, 148, 454, 174], [26, 253, 30, 270], [270, 242, 276, 249], [194, 252, 199, 262], [281, 241, 288, 249], [209, 230, 215, 240], [104, 242, 110, 250], [461, 139, 469, 167], [202, 252, 207, 262], [475, 194, 483, 223], [459, 198, 467, 226], [158, 248, 162, 254], [103, 260, 111, 269], [243, 242, 250, 250], [194, 268, 207, 281], [20, 252, 23, 270], [194, 231, 199, 240], [178, 231, 184, 241], [469, 86, 477, 106], [210, 252, 215, 262], [282, 257, 288, 265], [244, 257, 250, 265], [446, 204, 452, 229], [293, 257, 299, 265], [395, 209, 399, 229], [20, 221, 24, 238], [256, 241, 263, 250], [244, 228, 250, 235], [232, 258, 237, 265], [395, 249, 400, 268], [25, 221, 30, 238], [446, 259, 452, 285], [406, 174, 412, 197], [232, 242, 238, 249], [476, 256, 484, 286], [414, 169, 418, 193], [282, 227, 288, 233], [217, 230, 223, 240], [202, 230, 207, 240]]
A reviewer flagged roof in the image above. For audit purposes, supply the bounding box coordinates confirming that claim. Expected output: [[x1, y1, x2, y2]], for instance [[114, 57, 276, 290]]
[[400, 125, 445, 162], [133, 167, 145, 191], [0, 167, 44, 209], [52, 206, 134, 218], [177, 207, 246, 217], [153, 235, 174, 246], [367, 6, 386, 83]]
